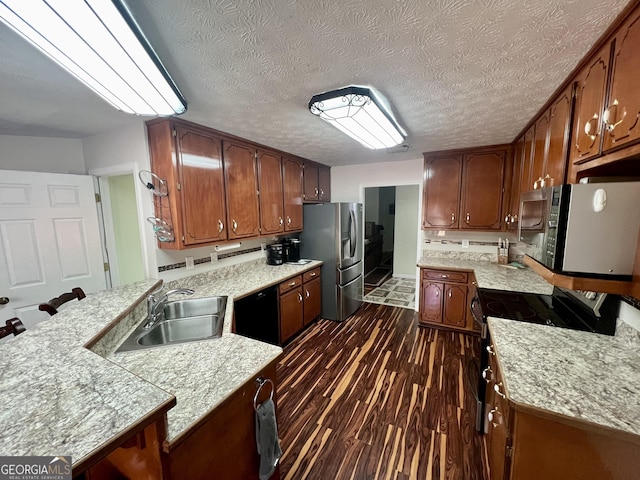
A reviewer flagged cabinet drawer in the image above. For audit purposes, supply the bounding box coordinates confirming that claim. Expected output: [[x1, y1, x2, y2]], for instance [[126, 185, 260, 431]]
[[422, 269, 468, 284], [279, 275, 302, 294], [303, 267, 321, 283]]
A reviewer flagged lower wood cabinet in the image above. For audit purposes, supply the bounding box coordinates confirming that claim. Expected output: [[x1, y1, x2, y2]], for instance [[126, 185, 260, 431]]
[[419, 268, 476, 332], [279, 268, 322, 343], [484, 341, 640, 480], [162, 361, 280, 480]]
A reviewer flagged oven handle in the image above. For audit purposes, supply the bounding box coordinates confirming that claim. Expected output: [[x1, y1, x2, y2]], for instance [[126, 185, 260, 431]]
[[470, 295, 487, 339]]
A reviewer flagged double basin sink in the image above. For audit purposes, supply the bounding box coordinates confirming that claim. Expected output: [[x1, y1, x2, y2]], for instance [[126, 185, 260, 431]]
[[117, 296, 227, 353]]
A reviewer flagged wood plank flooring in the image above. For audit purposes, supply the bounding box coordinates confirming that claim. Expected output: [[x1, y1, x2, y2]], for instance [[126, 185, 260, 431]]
[[276, 302, 486, 480]]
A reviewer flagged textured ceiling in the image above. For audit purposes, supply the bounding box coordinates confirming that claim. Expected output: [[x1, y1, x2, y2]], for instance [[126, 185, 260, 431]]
[[0, 0, 632, 166]]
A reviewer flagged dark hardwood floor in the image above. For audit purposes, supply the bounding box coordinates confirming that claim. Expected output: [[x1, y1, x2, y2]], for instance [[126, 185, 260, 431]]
[[276, 302, 486, 480]]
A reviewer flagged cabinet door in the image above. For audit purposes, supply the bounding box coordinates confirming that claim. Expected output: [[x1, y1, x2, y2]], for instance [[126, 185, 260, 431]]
[[223, 141, 260, 239], [257, 150, 284, 235], [282, 157, 303, 231], [603, 11, 640, 152], [570, 44, 610, 164], [460, 151, 505, 230], [303, 161, 319, 202], [280, 287, 304, 343], [175, 126, 227, 245], [442, 284, 467, 327], [531, 111, 550, 188], [519, 127, 535, 193], [546, 86, 573, 186], [303, 276, 322, 326], [422, 155, 462, 229], [318, 166, 331, 202], [420, 281, 443, 324], [506, 138, 524, 230]]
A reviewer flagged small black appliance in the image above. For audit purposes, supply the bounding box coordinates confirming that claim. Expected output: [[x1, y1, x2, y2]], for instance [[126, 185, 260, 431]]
[[266, 243, 284, 265], [284, 238, 301, 263]]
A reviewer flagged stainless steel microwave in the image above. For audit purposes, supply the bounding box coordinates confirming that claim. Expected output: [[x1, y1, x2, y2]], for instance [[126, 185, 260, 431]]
[[518, 182, 640, 276]]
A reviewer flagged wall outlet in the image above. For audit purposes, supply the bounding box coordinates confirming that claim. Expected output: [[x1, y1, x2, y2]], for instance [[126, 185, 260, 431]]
[[210, 252, 218, 263], [461, 239, 470, 249], [185, 256, 194, 269]]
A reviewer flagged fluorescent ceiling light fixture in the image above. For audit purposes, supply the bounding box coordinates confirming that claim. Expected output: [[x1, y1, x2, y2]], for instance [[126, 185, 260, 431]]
[[309, 86, 405, 149], [0, 0, 187, 116]]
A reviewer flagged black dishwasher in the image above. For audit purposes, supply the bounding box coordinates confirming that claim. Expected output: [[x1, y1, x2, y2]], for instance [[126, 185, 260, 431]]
[[234, 286, 279, 345]]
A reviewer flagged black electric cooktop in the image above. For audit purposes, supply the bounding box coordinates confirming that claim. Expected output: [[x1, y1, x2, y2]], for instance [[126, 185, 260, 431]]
[[477, 287, 617, 335]]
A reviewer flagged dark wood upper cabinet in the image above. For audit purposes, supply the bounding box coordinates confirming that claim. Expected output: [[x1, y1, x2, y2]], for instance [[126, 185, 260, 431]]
[[546, 85, 573, 187], [570, 44, 610, 165], [422, 154, 462, 229], [257, 150, 285, 236], [603, 10, 640, 152], [460, 151, 506, 230], [223, 140, 260, 239], [519, 127, 535, 194], [303, 161, 319, 202], [531, 111, 550, 188], [506, 137, 524, 230], [282, 157, 304, 231], [318, 166, 331, 202], [175, 126, 227, 245]]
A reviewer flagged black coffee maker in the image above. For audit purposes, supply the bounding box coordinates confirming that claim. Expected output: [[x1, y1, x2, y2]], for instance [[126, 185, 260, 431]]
[[266, 243, 284, 265], [283, 238, 301, 263]]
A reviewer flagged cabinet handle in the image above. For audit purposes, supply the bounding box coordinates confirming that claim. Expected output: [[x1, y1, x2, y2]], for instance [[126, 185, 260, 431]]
[[289, 281, 296, 287], [603, 99, 623, 132], [584, 114, 600, 141], [218, 219, 224, 233], [298, 293, 303, 303], [494, 382, 506, 399], [279, 217, 283, 226], [510, 214, 518, 223], [448, 290, 452, 298], [441, 274, 449, 278], [232, 219, 238, 232], [309, 272, 316, 277], [287, 216, 291, 225], [305, 289, 310, 298], [488, 407, 502, 428], [465, 213, 470, 224], [450, 213, 455, 225], [482, 366, 493, 383], [314, 187, 319, 198], [533, 177, 542, 190], [486, 345, 496, 356], [319, 189, 324, 198], [505, 214, 511, 223]]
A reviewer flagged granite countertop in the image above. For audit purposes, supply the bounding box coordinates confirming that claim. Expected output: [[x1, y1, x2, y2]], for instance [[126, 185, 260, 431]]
[[488, 317, 640, 437], [0, 258, 322, 467], [109, 258, 323, 444], [417, 255, 554, 295], [0, 280, 175, 467]]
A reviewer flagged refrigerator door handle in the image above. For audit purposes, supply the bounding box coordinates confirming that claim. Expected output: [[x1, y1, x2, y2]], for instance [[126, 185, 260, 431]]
[[349, 208, 357, 258]]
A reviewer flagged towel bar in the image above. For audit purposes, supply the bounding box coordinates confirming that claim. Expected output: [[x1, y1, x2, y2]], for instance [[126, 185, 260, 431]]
[[254, 377, 274, 411]]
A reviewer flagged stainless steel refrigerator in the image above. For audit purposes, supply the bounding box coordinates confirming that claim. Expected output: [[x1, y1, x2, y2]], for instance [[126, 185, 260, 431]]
[[300, 202, 363, 321]]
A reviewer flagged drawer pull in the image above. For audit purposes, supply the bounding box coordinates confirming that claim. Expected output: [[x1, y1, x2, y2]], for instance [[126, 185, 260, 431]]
[[310, 272, 316, 277], [488, 407, 502, 428], [297, 293, 303, 303], [494, 382, 506, 399], [482, 366, 493, 383], [441, 274, 449, 279], [288, 281, 296, 287], [486, 345, 496, 356], [305, 289, 310, 298]]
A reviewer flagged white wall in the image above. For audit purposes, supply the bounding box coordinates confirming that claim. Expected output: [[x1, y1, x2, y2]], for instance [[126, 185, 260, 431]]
[[0, 135, 85, 174], [82, 121, 157, 279], [394, 185, 420, 276]]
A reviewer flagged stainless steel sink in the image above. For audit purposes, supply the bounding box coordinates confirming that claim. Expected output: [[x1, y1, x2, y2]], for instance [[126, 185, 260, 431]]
[[116, 296, 227, 352]]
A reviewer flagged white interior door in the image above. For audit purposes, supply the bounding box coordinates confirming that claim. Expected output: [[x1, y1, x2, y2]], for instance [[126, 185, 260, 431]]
[[0, 170, 107, 331]]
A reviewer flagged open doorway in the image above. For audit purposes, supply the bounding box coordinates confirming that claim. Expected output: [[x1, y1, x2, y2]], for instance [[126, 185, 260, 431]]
[[363, 184, 419, 309]]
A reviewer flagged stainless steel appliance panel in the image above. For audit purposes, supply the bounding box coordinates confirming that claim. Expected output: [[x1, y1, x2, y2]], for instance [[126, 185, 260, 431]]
[[563, 183, 640, 275], [337, 273, 363, 321], [337, 261, 362, 285], [338, 203, 363, 269]]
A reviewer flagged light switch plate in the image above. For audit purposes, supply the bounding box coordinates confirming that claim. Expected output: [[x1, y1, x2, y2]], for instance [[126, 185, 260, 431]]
[[462, 239, 470, 248], [185, 256, 194, 269]]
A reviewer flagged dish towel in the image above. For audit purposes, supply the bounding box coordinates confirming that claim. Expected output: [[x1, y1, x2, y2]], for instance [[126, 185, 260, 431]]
[[255, 397, 282, 480]]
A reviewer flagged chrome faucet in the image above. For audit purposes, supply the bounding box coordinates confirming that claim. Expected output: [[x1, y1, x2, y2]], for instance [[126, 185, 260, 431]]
[[144, 288, 195, 329]]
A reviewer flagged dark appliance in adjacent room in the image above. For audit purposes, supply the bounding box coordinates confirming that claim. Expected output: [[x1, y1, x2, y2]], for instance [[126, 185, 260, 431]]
[[233, 286, 279, 345], [299, 202, 364, 322], [470, 286, 619, 432]]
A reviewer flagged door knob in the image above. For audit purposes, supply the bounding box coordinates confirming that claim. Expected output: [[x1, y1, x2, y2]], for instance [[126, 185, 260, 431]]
[[0, 297, 9, 305]]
